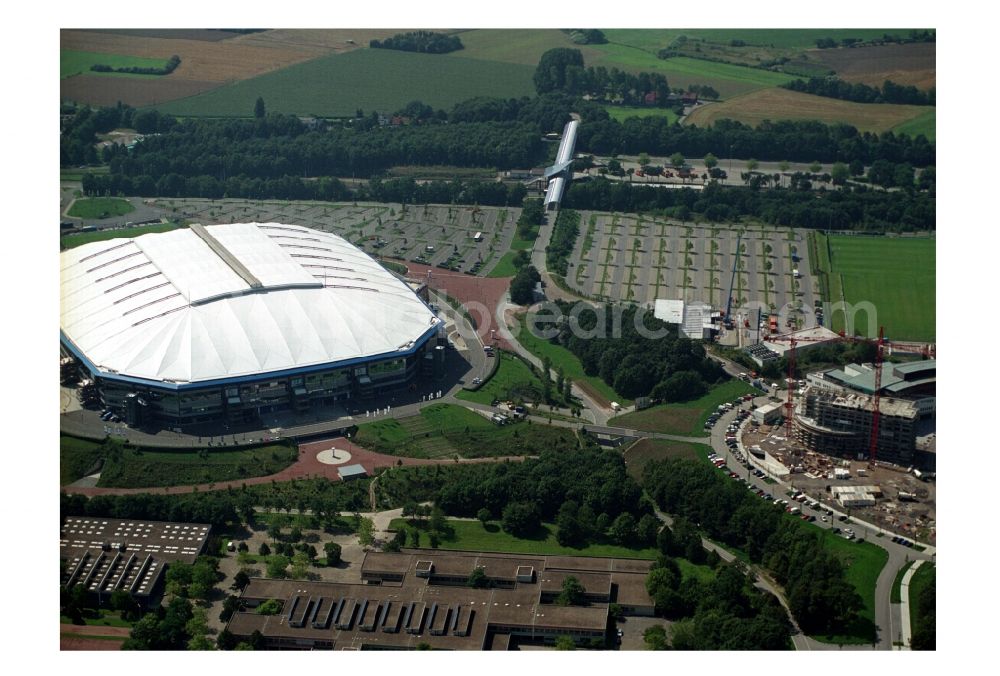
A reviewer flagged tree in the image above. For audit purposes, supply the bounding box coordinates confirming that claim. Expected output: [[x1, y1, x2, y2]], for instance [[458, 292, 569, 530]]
[[430, 505, 447, 533], [409, 528, 422, 548], [216, 629, 238, 650], [220, 595, 242, 622], [467, 567, 489, 588], [232, 571, 251, 591], [509, 265, 541, 305], [670, 152, 685, 168], [637, 513, 660, 545], [533, 48, 585, 94], [256, 598, 282, 615], [265, 555, 289, 579], [289, 526, 303, 542], [254, 97, 266, 119], [501, 501, 541, 537], [703, 153, 718, 170], [267, 522, 282, 543], [831, 162, 849, 186], [476, 508, 492, 526], [746, 158, 759, 172], [555, 635, 576, 650], [638, 152, 651, 171], [110, 588, 142, 622], [809, 161, 822, 174], [322, 541, 342, 565], [644, 624, 669, 650], [358, 517, 375, 548], [556, 499, 584, 547], [258, 542, 270, 556], [556, 575, 585, 606]]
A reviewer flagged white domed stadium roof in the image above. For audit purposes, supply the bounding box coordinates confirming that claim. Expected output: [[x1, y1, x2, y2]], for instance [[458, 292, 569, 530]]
[[60, 223, 439, 385]]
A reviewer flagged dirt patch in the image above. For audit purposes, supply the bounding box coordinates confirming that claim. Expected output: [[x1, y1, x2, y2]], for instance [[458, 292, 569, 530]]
[[685, 87, 930, 134], [575, 378, 611, 409], [85, 29, 245, 42], [61, 74, 221, 108], [810, 42, 936, 89]]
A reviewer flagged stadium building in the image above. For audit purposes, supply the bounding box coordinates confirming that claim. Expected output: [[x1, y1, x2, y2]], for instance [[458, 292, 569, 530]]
[[60, 223, 442, 429]]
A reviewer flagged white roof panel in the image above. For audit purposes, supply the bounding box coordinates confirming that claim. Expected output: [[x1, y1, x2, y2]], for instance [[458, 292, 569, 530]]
[[61, 223, 440, 384]]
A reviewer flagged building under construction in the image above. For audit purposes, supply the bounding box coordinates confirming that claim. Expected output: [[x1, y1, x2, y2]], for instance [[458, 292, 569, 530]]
[[794, 387, 918, 465]]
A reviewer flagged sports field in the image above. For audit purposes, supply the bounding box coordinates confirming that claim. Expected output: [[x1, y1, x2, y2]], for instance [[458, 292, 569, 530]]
[[154, 48, 536, 118], [685, 88, 932, 134], [66, 197, 135, 220], [817, 233, 935, 342], [61, 50, 169, 79]]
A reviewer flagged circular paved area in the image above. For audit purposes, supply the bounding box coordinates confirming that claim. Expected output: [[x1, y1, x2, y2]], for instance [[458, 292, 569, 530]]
[[316, 447, 352, 465]]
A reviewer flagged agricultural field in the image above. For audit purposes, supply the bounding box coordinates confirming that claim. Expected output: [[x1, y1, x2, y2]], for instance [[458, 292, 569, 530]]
[[814, 233, 935, 342], [60, 28, 370, 108], [608, 379, 757, 437], [603, 105, 680, 124], [565, 212, 818, 314], [154, 48, 537, 118], [892, 108, 936, 141], [685, 88, 933, 134], [61, 50, 171, 79], [601, 29, 909, 52], [622, 438, 713, 480], [811, 42, 936, 89]]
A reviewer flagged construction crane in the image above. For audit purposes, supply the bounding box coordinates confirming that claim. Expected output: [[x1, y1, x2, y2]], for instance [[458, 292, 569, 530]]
[[765, 326, 888, 466]]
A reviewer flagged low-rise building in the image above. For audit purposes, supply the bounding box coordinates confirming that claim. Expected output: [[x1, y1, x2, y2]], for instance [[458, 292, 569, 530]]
[[226, 550, 654, 650]]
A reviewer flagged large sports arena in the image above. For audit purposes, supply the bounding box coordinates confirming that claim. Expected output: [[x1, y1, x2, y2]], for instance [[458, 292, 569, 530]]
[[60, 223, 442, 428]]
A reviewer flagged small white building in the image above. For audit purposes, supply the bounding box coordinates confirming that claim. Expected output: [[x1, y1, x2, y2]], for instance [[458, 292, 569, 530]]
[[831, 485, 881, 508], [752, 402, 784, 425]]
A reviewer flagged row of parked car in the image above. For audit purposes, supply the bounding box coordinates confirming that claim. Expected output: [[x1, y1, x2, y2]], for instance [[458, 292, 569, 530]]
[[891, 535, 917, 548], [100, 409, 120, 423]]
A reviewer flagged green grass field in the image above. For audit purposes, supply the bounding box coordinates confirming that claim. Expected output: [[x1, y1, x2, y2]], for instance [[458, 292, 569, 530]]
[[807, 527, 888, 645], [818, 234, 936, 341], [455, 351, 554, 406], [61, 50, 169, 79], [601, 28, 909, 52], [608, 379, 756, 437], [60, 222, 182, 250], [893, 107, 936, 141], [486, 251, 522, 277], [908, 562, 934, 642], [603, 105, 680, 124], [389, 517, 651, 562], [891, 560, 915, 603], [96, 443, 299, 488], [66, 197, 135, 220], [622, 438, 714, 480], [516, 320, 628, 406], [154, 48, 536, 118], [353, 402, 577, 459], [60, 436, 106, 486]]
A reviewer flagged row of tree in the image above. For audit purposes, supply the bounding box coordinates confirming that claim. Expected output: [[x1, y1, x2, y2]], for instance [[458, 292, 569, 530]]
[[562, 179, 935, 231], [370, 31, 463, 54], [92, 55, 181, 76], [545, 208, 580, 277], [534, 48, 675, 106], [643, 457, 864, 635], [782, 77, 935, 106]]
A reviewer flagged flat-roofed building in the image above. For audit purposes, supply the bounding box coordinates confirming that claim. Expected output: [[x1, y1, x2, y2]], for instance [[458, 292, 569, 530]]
[[228, 550, 654, 650], [60, 517, 210, 607]]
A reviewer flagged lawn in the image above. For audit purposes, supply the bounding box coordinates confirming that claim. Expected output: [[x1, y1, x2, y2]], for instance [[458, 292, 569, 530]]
[[60, 436, 106, 486], [515, 319, 628, 407], [603, 105, 680, 124], [154, 48, 537, 118], [353, 402, 577, 459], [891, 560, 915, 603], [823, 235, 936, 341], [486, 251, 522, 278], [390, 517, 660, 561], [807, 527, 888, 645], [908, 562, 934, 641], [60, 608, 135, 628], [455, 351, 558, 406], [66, 197, 135, 220], [608, 379, 756, 437], [61, 50, 169, 79], [96, 443, 299, 489], [622, 438, 714, 480], [893, 107, 936, 141], [60, 222, 183, 250], [685, 88, 933, 135]]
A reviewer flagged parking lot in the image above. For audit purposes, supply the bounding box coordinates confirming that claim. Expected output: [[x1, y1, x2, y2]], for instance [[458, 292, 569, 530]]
[[565, 212, 817, 313], [127, 199, 523, 276]]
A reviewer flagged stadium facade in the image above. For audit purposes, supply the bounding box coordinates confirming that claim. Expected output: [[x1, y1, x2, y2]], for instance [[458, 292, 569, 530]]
[[60, 223, 442, 428]]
